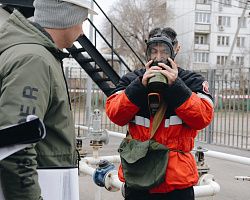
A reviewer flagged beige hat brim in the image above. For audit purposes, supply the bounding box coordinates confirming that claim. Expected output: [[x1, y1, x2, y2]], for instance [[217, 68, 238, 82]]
[[62, 0, 98, 15]]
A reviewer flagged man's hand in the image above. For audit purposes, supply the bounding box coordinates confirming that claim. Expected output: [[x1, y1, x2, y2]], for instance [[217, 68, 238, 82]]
[[142, 60, 162, 87], [158, 58, 178, 86]]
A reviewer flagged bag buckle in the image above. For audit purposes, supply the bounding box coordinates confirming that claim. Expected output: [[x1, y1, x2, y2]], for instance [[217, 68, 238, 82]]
[[148, 92, 161, 116]]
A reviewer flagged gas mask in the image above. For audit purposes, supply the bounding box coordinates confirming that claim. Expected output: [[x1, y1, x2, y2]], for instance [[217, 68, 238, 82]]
[[146, 36, 176, 93], [145, 36, 176, 115]]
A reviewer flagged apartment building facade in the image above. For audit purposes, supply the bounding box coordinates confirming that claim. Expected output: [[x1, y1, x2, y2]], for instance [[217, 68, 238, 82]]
[[166, 0, 250, 70]]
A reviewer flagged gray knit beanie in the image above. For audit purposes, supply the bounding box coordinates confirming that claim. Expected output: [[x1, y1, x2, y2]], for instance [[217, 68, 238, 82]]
[[33, 0, 88, 29]]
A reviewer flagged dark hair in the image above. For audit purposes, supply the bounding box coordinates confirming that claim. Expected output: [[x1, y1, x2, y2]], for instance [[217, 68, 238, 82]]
[[148, 27, 178, 46]]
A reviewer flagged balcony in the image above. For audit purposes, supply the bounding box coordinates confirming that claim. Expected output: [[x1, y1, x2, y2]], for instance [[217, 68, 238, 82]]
[[196, 4, 211, 11], [195, 24, 211, 33], [193, 63, 210, 70], [194, 44, 210, 51]]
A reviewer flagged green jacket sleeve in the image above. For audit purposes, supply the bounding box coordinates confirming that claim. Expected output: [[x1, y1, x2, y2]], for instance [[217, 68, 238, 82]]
[[0, 54, 51, 200], [0, 145, 43, 200], [0, 55, 51, 125]]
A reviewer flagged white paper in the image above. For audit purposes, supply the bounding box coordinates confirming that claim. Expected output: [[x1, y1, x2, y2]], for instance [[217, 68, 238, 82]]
[[0, 144, 29, 161], [0, 168, 79, 200], [38, 168, 79, 200]]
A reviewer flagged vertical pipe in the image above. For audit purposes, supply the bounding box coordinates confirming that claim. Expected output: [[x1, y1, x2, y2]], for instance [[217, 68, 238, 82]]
[[246, 72, 250, 149], [228, 69, 232, 146], [221, 69, 225, 145], [232, 70, 236, 147], [85, 0, 95, 127], [207, 69, 214, 144], [215, 70, 219, 145]]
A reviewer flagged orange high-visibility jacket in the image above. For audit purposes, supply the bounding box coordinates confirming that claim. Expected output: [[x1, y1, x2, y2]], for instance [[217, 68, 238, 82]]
[[106, 67, 214, 193]]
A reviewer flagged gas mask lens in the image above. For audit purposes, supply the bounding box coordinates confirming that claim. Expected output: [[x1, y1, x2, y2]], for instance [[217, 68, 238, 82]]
[[146, 37, 175, 92], [146, 42, 172, 63]]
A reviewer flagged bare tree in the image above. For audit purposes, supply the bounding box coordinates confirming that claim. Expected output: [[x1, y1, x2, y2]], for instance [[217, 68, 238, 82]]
[[101, 0, 172, 69]]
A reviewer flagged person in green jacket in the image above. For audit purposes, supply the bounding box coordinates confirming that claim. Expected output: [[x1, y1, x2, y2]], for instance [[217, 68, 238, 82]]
[[0, 0, 96, 199]]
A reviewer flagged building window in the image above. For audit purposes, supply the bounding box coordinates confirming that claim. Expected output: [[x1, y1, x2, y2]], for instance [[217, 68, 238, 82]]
[[217, 55, 228, 65], [239, 1, 250, 9], [217, 36, 229, 46], [219, 0, 232, 6], [194, 52, 209, 63], [238, 17, 247, 28], [236, 56, 244, 65], [195, 34, 208, 44], [196, 0, 211, 4], [218, 16, 231, 27], [195, 12, 211, 24], [236, 37, 245, 48]]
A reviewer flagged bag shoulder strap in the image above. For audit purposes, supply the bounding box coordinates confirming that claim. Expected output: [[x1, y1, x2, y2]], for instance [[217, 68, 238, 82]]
[[150, 101, 167, 139], [126, 100, 167, 140], [125, 100, 186, 154]]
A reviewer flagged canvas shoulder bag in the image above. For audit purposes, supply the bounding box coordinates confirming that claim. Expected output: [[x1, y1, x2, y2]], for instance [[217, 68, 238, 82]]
[[118, 102, 173, 189]]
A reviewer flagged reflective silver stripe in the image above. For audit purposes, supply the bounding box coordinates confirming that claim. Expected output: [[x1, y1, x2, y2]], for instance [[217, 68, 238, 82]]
[[132, 115, 182, 128], [165, 116, 183, 128], [131, 116, 150, 128], [197, 92, 214, 107], [115, 90, 123, 94]]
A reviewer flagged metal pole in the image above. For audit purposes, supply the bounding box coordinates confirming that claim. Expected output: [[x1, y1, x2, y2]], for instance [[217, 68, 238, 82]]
[[205, 150, 250, 165], [207, 69, 215, 144], [83, 155, 121, 165], [85, 0, 94, 127], [85, 3, 97, 199]]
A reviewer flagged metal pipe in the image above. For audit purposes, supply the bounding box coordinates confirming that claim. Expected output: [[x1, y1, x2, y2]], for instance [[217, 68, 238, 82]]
[[75, 125, 125, 139], [79, 160, 220, 198], [79, 161, 123, 191], [83, 155, 121, 165], [79, 161, 95, 175], [205, 150, 250, 166], [76, 125, 250, 166], [108, 174, 123, 189], [194, 182, 220, 197], [75, 125, 90, 131], [195, 174, 220, 197], [76, 124, 250, 166], [106, 130, 125, 139], [235, 176, 250, 181]]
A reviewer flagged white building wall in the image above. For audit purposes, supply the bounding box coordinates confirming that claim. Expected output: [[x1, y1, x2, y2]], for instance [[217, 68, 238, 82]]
[[167, 0, 196, 68], [211, 1, 249, 68], [167, 0, 250, 69]]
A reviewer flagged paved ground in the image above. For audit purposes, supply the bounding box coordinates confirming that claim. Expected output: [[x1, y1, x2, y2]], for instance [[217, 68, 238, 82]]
[[79, 137, 250, 200]]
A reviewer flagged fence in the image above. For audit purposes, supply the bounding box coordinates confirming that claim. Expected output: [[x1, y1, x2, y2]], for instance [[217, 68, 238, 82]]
[[66, 66, 250, 150], [195, 67, 250, 150]]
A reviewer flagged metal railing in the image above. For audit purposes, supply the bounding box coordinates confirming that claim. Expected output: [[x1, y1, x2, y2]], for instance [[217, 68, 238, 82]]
[[86, 0, 144, 71], [195, 67, 250, 150]]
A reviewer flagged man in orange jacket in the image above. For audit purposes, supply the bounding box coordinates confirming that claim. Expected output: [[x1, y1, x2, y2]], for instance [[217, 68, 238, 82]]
[[106, 27, 214, 200]]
